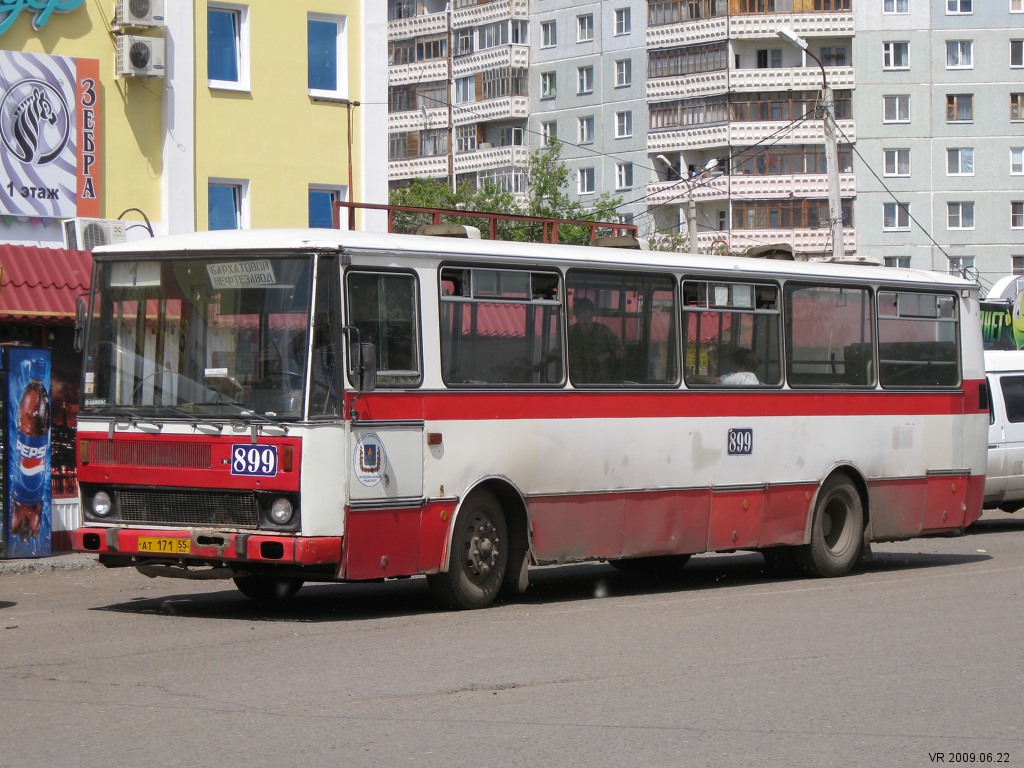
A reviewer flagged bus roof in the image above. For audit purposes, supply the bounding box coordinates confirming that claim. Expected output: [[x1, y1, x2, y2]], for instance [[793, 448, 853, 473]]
[[94, 228, 977, 291], [984, 350, 1024, 373]]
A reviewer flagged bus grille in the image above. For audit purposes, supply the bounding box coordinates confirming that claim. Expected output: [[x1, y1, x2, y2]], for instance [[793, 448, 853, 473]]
[[116, 489, 259, 528], [92, 442, 212, 469]]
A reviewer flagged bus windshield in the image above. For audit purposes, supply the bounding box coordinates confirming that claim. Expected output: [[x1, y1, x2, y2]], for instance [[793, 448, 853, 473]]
[[82, 254, 314, 420]]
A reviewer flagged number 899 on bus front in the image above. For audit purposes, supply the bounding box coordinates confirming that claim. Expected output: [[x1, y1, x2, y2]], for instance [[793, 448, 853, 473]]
[[230, 444, 278, 477]]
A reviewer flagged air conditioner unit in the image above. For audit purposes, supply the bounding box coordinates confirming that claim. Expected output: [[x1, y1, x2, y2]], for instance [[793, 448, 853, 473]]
[[62, 218, 127, 250], [116, 35, 166, 77], [115, 0, 165, 28]]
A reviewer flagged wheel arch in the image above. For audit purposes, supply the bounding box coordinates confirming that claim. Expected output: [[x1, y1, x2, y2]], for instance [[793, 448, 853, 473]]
[[806, 463, 870, 543], [440, 476, 531, 579]]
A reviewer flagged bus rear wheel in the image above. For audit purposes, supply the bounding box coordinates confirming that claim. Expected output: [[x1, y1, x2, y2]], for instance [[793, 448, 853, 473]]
[[427, 488, 508, 610], [233, 575, 304, 602], [795, 473, 864, 578]]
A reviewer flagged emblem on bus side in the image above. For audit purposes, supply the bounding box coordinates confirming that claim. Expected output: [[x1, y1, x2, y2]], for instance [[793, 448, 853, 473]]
[[353, 433, 388, 487]]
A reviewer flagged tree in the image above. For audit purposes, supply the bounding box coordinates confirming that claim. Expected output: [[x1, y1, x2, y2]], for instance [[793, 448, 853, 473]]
[[387, 141, 624, 245]]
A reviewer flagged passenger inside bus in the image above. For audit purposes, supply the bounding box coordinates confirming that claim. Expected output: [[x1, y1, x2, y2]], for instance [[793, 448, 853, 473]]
[[719, 348, 760, 386], [568, 297, 623, 383]]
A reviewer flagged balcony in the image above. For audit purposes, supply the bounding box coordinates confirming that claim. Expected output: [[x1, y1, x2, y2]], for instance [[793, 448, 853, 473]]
[[647, 71, 728, 101], [647, 17, 728, 49], [713, 227, 857, 258], [388, 154, 451, 182], [452, 0, 528, 28], [389, 59, 448, 87], [388, 11, 448, 41], [728, 11, 854, 40], [730, 65, 855, 93], [648, 118, 856, 152], [452, 44, 530, 78], [452, 95, 529, 127], [645, 172, 857, 207], [389, 107, 449, 133], [453, 144, 530, 175]]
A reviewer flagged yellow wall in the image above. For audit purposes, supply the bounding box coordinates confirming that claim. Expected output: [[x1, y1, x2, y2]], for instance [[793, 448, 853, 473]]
[[0, 3, 164, 223], [194, 1, 365, 230]]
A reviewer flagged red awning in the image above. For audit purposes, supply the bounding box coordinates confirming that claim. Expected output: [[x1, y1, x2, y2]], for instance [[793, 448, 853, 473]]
[[0, 245, 92, 324]]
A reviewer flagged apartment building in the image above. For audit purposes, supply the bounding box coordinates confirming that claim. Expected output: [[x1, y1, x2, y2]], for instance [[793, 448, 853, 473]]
[[531, 1, 650, 227], [388, 0, 531, 194], [387, 0, 1022, 276], [853, 0, 1024, 287]]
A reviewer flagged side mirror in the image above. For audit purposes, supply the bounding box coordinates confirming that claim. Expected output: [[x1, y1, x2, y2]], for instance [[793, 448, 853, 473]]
[[351, 342, 377, 393], [74, 295, 87, 353]]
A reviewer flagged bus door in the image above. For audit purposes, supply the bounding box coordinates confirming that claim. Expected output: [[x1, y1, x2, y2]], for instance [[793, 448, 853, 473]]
[[343, 269, 425, 579]]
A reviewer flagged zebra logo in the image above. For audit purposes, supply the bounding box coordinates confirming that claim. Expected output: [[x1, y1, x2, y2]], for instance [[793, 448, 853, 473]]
[[0, 79, 70, 166]]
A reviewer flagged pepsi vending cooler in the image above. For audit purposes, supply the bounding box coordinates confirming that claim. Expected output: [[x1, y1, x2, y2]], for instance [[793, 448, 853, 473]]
[[0, 347, 52, 558]]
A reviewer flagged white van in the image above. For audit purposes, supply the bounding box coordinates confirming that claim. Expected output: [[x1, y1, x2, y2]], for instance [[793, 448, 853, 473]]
[[984, 350, 1024, 512]]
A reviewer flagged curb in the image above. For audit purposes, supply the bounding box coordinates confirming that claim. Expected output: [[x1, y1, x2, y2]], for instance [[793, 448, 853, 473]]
[[0, 553, 100, 575]]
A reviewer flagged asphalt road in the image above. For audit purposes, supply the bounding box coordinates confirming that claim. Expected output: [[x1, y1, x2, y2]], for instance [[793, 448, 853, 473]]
[[2, 512, 1022, 768]]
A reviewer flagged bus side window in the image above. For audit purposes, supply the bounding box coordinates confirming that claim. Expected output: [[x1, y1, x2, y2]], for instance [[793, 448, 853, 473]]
[[345, 271, 422, 387]]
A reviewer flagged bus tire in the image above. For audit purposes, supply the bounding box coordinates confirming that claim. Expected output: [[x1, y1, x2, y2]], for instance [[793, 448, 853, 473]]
[[795, 473, 864, 578], [427, 488, 508, 610], [233, 575, 304, 602], [609, 554, 691, 574]]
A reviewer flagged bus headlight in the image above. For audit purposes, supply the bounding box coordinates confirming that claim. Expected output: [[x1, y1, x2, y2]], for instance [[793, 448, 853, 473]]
[[91, 491, 113, 518], [269, 497, 294, 525]]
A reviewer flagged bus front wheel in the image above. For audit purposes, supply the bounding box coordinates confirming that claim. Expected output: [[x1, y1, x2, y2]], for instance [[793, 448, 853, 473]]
[[795, 473, 864, 578], [233, 575, 304, 602], [427, 488, 508, 610]]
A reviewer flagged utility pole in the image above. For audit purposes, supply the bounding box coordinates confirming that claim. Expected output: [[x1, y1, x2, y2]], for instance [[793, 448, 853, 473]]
[[778, 27, 844, 262]]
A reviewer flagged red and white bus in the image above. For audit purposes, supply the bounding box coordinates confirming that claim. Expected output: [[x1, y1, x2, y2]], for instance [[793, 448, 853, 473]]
[[72, 228, 987, 608]]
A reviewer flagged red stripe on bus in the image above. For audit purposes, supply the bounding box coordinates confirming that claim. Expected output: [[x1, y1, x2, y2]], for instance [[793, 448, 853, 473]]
[[350, 380, 987, 422]]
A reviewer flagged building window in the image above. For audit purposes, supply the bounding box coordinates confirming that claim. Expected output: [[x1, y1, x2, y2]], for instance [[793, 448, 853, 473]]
[[946, 0, 972, 12], [541, 20, 556, 48], [884, 0, 909, 12], [883, 95, 910, 122], [883, 42, 910, 69], [578, 116, 595, 143], [946, 40, 972, 69], [1012, 147, 1024, 174], [455, 29, 473, 56], [1012, 201, 1024, 229], [821, 47, 847, 66], [541, 71, 556, 99], [947, 94, 974, 122], [578, 167, 595, 194], [947, 147, 974, 175], [614, 8, 631, 35], [577, 14, 594, 42], [455, 125, 477, 153], [757, 49, 783, 69], [1013, 93, 1024, 121], [1014, 255, 1024, 275], [499, 127, 524, 146], [389, 0, 414, 20], [615, 162, 633, 190], [478, 21, 509, 51], [309, 187, 343, 228], [209, 180, 246, 230], [615, 59, 632, 87], [1013, 40, 1024, 67], [885, 256, 911, 268], [614, 111, 632, 138], [884, 201, 911, 230], [948, 256, 975, 278], [455, 76, 475, 103], [208, 5, 249, 89], [947, 202, 975, 229], [1014, 0, 1024, 12], [308, 15, 347, 98], [884, 149, 911, 176], [577, 66, 594, 94], [541, 121, 557, 143]]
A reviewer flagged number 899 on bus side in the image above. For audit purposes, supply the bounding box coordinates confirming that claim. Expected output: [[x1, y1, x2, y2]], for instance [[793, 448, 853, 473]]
[[728, 428, 753, 455]]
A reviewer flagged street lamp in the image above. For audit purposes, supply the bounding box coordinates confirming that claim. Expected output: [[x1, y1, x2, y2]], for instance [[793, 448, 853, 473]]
[[777, 27, 844, 262]]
